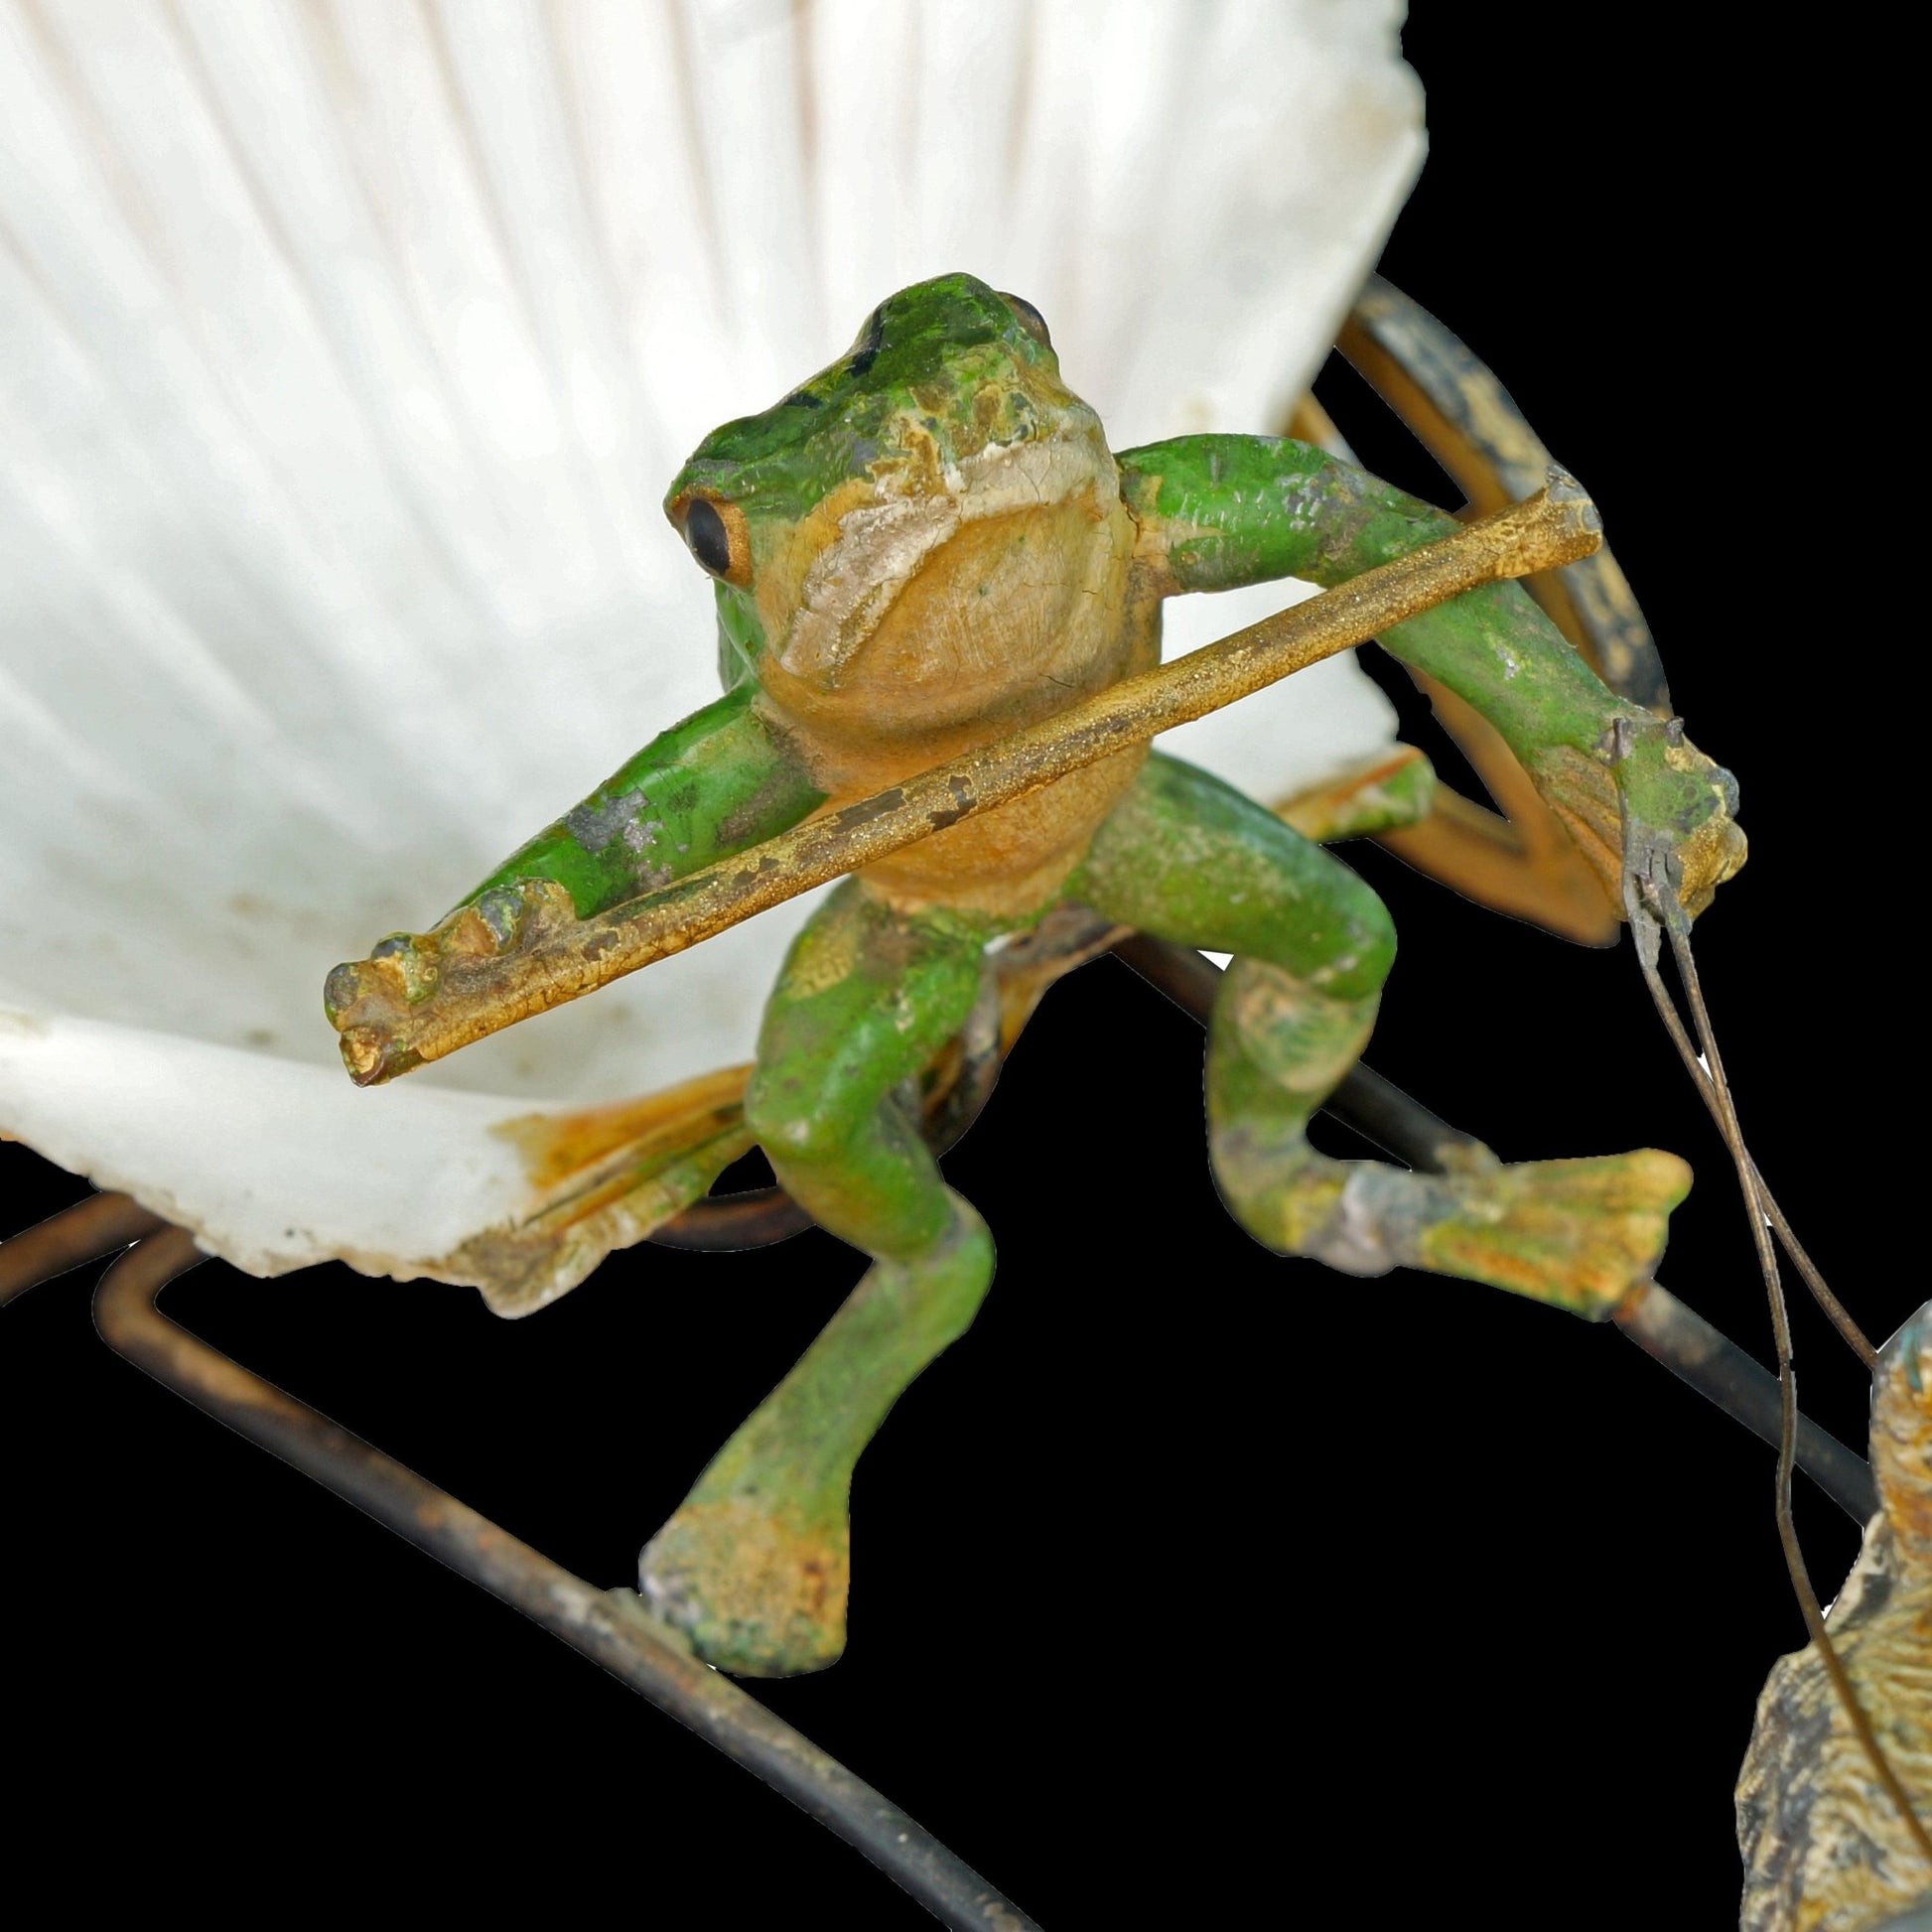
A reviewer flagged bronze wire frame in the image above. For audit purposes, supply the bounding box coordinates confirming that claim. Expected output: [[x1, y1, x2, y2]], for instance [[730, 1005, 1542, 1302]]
[[0, 282, 1887, 1925]]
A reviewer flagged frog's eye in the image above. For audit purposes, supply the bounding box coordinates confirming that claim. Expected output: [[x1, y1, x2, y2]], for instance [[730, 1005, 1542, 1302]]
[[674, 494, 752, 586], [999, 292, 1051, 349]]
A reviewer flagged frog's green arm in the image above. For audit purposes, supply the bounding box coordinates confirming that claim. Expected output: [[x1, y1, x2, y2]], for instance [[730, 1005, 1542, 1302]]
[[1117, 434, 1744, 911], [1118, 434, 1637, 761], [327, 683, 826, 1068], [458, 685, 824, 923]]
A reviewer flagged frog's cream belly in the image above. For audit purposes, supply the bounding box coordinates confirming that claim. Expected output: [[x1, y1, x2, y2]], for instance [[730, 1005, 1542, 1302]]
[[858, 743, 1152, 916], [757, 496, 1159, 918]]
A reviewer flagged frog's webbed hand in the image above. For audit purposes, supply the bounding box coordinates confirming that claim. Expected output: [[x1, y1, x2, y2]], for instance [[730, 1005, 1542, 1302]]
[[1533, 714, 1745, 923], [324, 687, 824, 1080], [1118, 435, 1745, 924]]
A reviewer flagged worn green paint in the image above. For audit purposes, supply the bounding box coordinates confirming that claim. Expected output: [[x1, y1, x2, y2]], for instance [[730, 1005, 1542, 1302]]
[[639, 884, 997, 1675], [369, 273, 1740, 1677], [465, 686, 823, 922], [1119, 434, 1732, 846], [664, 276, 1061, 530]]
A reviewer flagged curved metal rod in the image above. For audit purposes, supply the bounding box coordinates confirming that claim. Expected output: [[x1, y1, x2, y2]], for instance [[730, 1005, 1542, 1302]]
[[0, 1192, 167, 1307], [1617, 1284, 1877, 1524], [650, 1185, 811, 1251], [1109, 933, 1879, 1525], [92, 1230, 1041, 1932], [1339, 274, 1671, 711]]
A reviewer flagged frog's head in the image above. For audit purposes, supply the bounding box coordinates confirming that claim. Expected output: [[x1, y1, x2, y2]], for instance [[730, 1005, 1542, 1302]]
[[663, 273, 1122, 696]]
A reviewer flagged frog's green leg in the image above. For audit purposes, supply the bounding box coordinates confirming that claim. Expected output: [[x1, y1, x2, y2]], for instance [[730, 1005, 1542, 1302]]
[[638, 881, 994, 1677], [1068, 753, 1691, 1313], [1118, 435, 1745, 916]]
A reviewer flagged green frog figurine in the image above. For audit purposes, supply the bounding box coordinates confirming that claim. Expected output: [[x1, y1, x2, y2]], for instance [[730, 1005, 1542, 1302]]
[[328, 275, 1743, 1676]]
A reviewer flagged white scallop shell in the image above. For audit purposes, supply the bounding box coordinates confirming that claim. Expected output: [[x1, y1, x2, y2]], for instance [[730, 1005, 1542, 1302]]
[[0, 0, 1423, 1293]]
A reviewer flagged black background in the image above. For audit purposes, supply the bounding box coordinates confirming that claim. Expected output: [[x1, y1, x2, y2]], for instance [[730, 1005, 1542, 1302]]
[[2, 9, 1902, 1926]]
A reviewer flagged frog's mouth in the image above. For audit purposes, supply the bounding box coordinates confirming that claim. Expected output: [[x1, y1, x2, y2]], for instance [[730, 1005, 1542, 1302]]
[[780, 492, 960, 685], [779, 429, 1117, 688]]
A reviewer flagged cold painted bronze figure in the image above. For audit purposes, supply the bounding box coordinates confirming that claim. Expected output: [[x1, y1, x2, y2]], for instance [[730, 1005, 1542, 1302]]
[[325, 274, 1742, 1677]]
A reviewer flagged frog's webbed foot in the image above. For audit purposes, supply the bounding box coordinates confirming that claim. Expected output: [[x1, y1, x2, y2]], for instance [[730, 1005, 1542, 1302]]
[[1218, 1135, 1691, 1319], [638, 1495, 852, 1678], [1409, 1150, 1691, 1314], [323, 878, 576, 1082], [639, 1203, 995, 1676]]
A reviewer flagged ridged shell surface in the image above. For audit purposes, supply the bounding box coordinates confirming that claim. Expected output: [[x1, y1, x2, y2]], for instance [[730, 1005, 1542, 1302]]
[[0, 0, 1422, 1287]]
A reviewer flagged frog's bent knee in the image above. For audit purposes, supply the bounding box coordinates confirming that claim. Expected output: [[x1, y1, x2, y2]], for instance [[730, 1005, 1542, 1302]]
[[1415, 1149, 1692, 1317], [742, 1068, 868, 1166], [1307, 886, 1397, 1002]]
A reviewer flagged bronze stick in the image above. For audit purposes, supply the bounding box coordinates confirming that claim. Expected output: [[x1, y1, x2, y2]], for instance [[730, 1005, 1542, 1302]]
[[332, 477, 1600, 1083]]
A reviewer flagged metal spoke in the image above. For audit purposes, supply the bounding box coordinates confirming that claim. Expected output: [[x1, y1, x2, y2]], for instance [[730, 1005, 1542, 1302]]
[[88, 1229, 1041, 1932]]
